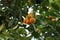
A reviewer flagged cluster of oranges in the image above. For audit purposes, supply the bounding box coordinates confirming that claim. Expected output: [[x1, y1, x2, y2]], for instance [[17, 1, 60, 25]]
[[23, 13, 36, 24], [23, 13, 40, 33]]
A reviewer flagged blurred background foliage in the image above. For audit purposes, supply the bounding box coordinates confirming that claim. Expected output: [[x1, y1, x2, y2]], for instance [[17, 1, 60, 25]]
[[0, 0, 60, 40]]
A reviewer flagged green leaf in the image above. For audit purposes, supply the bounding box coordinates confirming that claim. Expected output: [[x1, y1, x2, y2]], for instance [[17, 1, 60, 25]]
[[0, 24, 5, 32], [32, 31, 40, 38], [54, 0, 60, 8], [37, 25, 45, 29], [17, 28, 26, 34], [49, 0, 54, 3], [46, 37, 55, 40], [51, 3, 59, 10]]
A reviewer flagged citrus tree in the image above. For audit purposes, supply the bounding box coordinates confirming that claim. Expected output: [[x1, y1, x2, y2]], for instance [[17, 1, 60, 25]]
[[0, 0, 60, 40]]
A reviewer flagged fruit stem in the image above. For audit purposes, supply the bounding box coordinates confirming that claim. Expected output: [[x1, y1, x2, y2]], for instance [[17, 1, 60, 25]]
[[32, 24, 36, 31]]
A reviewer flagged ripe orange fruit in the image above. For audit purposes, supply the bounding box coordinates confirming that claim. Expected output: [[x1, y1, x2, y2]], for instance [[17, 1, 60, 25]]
[[23, 18, 30, 24], [23, 13, 36, 24], [29, 18, 35, 24]]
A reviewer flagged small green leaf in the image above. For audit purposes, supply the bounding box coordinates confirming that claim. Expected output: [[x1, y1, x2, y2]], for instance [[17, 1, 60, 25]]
[[46, 37, 55, 40]]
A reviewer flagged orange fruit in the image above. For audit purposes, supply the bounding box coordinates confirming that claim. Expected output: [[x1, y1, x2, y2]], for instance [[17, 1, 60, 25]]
[[29, 18, 35, 24], [23, 18, 30, 24], [23, 13, 36, 24]]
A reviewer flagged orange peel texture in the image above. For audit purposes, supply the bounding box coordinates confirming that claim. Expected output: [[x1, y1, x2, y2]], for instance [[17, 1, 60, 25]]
[[23, 18, 30, 24], [29, 18, 35, 24]]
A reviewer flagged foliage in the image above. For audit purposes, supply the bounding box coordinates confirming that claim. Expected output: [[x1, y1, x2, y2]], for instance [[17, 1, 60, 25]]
[[0, 0, 60, 40]]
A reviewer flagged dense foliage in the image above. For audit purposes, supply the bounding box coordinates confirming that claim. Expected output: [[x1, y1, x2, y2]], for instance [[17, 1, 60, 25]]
[[0, 0, 60, 40]]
